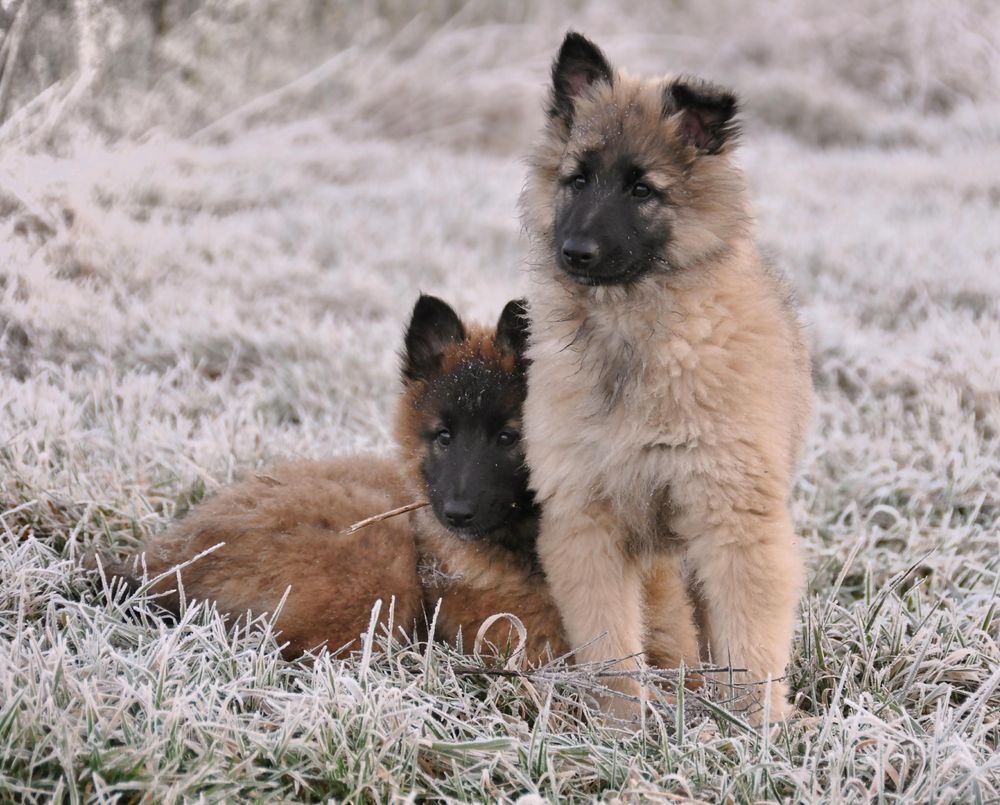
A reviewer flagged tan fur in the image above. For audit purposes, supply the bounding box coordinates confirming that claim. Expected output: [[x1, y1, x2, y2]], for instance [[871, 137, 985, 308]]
[[415, 508, 567, 664], [642, 553, 700, 675], [522, 64, 812, 719]]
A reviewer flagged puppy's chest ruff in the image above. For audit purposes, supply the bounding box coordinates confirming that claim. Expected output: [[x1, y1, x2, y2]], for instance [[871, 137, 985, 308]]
[[527, 294, 732, 524], [542, 312, 713, 438], [418, 553, 463, 590], [416, 517, 537, 596]]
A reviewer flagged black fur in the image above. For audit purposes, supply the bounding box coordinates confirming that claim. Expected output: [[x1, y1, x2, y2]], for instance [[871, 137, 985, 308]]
[[553, 153, 672, 286], [402, 294, 466, 381], [418, 356, 535, 545], [496, 298, 530, 360], [403, 297, 539, 553], [664, 78, 740, 154], [548, 31, 613, 125]]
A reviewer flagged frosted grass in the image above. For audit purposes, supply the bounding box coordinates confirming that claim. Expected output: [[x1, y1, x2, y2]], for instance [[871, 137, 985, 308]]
[[1, 1, 997, 800]]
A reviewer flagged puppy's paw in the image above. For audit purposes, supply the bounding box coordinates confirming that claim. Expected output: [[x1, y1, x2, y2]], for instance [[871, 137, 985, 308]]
[[744, 694, 797, 727]]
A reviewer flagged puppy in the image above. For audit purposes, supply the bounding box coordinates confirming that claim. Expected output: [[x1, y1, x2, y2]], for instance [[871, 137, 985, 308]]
[[520, 33, 813, 719], [100, 296, 568, 666]]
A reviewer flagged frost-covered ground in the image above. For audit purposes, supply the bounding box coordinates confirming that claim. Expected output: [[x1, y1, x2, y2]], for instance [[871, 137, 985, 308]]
[[1, 1, 998, 801]]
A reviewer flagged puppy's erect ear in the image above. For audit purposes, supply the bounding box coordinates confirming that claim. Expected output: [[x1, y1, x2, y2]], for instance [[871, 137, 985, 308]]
[[549, 32, 613, 125], [496, 299, 530, 361], [402, 295, 466, 381], [664, 78, 740, 154]]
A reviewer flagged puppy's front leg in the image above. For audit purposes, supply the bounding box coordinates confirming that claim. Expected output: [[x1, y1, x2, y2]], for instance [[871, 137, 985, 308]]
[[536, 502, 645, 719], [682, 498, 804, 722]]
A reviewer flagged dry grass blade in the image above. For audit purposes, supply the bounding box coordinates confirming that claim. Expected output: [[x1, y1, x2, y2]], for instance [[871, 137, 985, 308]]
[[0, 0, 31, 123], [340, 500, 429, 535]]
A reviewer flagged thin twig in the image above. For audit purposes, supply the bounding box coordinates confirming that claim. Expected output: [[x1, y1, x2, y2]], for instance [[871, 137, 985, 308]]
[[451, 662, 752, 682], [448, 653, 785, 719], [341, 500, 429, 535], [0, 0, 30, 123]]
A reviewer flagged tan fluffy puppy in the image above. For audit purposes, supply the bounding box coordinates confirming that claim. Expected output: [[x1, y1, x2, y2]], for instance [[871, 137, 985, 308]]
[[520, 33, 813, 719]]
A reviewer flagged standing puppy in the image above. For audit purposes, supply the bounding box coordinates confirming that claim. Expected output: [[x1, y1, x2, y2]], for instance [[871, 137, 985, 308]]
[[521, 33, 813, 719]]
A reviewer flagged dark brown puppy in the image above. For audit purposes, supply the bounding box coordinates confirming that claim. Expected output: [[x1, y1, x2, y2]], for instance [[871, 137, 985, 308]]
[[103, 296, 567, 665], [397, 297, 566, 664]]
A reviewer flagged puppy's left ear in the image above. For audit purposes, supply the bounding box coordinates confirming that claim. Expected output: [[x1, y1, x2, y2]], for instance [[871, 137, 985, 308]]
[[496, 299, 530, 361], [664, 78, 740, 154]]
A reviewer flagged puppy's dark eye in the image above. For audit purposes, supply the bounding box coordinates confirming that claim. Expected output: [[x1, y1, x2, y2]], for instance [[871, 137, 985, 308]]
[[570, 175, 587, 190], [631, 182, 652, 199], [435, 429, 451, 447], [497, 430, 520, 447]]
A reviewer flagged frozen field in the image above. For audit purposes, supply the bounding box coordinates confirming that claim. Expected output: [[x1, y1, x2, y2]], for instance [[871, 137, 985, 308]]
[[1, 1, 998, 801]]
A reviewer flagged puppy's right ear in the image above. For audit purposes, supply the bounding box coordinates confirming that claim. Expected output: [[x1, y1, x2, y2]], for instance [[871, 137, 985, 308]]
[[549, 32, 613, 126], [402, 295, 466, 381]]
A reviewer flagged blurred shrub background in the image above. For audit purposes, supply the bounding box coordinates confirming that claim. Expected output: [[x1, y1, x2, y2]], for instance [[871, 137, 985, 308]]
[[2, 0, 998, 151]]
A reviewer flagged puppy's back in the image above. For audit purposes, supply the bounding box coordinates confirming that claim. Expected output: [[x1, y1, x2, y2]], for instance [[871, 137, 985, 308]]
[[111, 456, 422, 658]]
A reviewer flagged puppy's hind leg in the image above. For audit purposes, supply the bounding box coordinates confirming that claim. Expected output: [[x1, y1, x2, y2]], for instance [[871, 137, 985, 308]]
[[536, 503, 646, 720], [642, 552, 701, 688]]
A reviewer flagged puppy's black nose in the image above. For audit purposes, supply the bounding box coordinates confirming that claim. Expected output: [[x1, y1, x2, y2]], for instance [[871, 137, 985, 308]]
[[444, 500, 476, 527], [561, 237, 600, 268]]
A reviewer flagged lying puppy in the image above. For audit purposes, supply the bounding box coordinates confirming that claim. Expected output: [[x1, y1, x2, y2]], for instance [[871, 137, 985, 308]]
[[100, 296, 567, 665]]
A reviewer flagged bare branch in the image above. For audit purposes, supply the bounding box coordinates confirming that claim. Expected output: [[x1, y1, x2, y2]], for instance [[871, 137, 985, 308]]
[[340, 500, 429, 536]]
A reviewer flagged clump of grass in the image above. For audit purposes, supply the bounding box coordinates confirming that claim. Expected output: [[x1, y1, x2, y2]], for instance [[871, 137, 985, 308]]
[[1, 510, 997, 802]]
